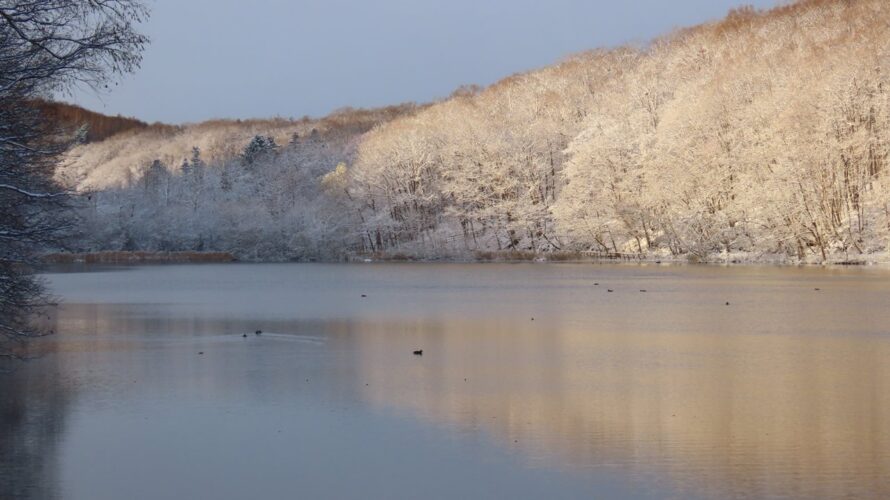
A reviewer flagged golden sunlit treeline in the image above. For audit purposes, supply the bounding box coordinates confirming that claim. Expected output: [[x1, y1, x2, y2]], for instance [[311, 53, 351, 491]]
[[58, 0, 890, 262], [344, 0, 890, 262]]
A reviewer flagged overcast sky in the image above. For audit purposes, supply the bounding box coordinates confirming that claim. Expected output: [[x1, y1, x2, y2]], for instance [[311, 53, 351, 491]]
[[69, 0, 779, 124]]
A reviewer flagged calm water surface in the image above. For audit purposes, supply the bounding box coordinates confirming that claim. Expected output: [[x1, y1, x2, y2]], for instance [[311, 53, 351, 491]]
[[2, 263, 889, 499]]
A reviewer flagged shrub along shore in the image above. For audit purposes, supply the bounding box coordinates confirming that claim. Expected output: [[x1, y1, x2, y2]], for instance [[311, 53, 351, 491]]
[[40, 250, 887, 266], [42, 251, 235, 264]]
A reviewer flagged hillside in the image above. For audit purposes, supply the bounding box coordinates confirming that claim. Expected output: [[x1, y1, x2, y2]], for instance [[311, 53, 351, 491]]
[[61, 0, 890, 263], [34, 100, 167, 143], [56, 102, 423, 190], [344, 0, 890, 262]]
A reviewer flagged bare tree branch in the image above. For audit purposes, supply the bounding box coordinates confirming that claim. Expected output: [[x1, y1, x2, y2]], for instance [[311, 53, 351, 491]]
[[1, 0, 148, 355]]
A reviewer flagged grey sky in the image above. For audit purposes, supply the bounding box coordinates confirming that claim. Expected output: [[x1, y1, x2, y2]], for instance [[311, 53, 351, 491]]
[[71, 0, 779, 124]]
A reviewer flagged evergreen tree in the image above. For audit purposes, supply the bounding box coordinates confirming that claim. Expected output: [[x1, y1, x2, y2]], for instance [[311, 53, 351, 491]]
[[180, 158, 192, 176], [241, 135, 278, 167], [220, 165, 233, 192], [189, 147, 205, 181]]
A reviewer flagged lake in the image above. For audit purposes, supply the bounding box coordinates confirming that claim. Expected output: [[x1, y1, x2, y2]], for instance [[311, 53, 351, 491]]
[[2, 263, 889, 499]]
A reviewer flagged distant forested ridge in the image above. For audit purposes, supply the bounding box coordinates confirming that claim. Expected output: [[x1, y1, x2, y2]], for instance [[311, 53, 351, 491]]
[[33, 100, 167, 143], [56, 0, 890, 263]]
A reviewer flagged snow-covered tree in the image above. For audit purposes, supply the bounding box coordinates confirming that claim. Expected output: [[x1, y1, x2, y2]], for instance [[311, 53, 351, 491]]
[[1, 0, 147, 355]]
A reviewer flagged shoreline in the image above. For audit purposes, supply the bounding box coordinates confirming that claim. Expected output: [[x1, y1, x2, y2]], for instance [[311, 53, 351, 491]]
[[40, 250, 890, 267], [42, 251, 236, 264]]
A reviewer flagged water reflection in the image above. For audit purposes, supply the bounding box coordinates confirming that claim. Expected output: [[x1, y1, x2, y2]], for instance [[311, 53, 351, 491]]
[[0, 354, 69, 500], [349, 317, 890, 499], [1, 264, 889, 499]]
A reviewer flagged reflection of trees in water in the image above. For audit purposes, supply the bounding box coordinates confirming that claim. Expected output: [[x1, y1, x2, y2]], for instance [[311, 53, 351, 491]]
[[346, 317, 890, 499], [0, 353, 70, 499], [3, 282, 887, 499]]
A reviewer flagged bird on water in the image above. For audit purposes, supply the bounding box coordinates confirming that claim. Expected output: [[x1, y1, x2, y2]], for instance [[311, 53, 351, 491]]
[[413, 350, 423, 356]]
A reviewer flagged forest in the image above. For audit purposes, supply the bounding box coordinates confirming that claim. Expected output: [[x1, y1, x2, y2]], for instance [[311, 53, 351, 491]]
[[58, 0, 890, 263], [33, 99, 164, 143]]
